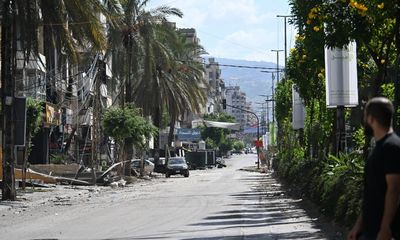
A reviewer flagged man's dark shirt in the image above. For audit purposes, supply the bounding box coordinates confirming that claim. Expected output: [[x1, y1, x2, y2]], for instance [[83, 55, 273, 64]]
[[363, 133, 400, 238]]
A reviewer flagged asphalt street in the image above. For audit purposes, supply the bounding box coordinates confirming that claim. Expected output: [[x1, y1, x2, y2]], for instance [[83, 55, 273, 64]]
[[0, 154, 339, 240]]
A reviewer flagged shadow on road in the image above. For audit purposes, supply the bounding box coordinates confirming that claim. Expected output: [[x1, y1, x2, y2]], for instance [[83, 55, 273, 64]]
[[185, 172, 329, 240], [181, 231, 324, 240], [101, 172, 342, 240]]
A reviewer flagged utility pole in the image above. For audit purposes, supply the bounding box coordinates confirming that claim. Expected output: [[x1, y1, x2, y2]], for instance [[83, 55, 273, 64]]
[[265, 97, 275, 126], [271, 73, 275, 124], [260, 71, 279, 123], [271, 50, 283, 82], [1, 1, 16, 200], [255, 102, 266, 134], [260, 93, 275, 146], [91, 56, 104, 184], [277, 15, 294, 69], [266, 100, 270, 131]]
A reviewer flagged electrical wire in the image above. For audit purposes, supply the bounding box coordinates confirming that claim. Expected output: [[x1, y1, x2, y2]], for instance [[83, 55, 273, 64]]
[[18, 55, 99, 94], [208, 63, 282, 71]]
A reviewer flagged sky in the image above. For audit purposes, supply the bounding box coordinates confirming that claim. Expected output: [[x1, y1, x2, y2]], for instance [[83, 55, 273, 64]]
[[148, 0, 296, 65]]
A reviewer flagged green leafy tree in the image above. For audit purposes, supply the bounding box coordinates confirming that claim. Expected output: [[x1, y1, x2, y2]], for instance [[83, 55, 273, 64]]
[[219, 139, 234, 155], [200, 113, 235, 155], [22, 98, 43, 189], [205, 137, 217, 150], [102, 105, 157, 175], [233, 141, 245, 151], [274, 0, 388, 226], [321, 0, 399, 95]]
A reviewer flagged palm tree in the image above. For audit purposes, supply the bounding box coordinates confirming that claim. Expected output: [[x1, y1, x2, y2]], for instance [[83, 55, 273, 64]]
[[107, 1, 182, 167], [132, 23, 208, 160], [108, 1, 183, 104], [164, 33, 208, 146]]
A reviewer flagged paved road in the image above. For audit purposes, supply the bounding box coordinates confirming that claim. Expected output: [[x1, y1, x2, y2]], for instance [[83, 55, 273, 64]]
[[1, 154, 338, 240]]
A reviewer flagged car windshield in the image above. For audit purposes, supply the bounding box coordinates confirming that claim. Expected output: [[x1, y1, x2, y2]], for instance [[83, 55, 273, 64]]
[[168, 158, 185, 165]]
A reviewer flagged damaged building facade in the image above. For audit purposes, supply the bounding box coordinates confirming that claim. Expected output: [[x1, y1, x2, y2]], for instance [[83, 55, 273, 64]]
[[0, 15, 113, 171]]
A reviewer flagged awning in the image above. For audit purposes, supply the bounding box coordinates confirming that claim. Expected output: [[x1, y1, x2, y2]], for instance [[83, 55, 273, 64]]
[[203, 120, 240, 130]]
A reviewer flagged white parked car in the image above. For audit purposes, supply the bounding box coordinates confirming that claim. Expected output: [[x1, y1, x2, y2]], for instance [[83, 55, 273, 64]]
[[131, 159, 155, 175]]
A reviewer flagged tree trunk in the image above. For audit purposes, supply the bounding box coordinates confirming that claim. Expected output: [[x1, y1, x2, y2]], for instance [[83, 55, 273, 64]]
[[153, 106, 161, 165], [374, 67, 386, 96], [168, 115, 176, 147], [123, 139, 134, 176], [1, 1, 17, 200], [317, 101, 324, 159], [118, 141, 125, 176], [308, 100, 315, 158], [140, 150, 145, 177], [123, 44, 133, 176]]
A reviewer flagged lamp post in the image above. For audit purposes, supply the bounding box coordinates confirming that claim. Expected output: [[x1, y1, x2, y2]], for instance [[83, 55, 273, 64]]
[[226, 103, 260, 169], [277, 15, 294, 69]]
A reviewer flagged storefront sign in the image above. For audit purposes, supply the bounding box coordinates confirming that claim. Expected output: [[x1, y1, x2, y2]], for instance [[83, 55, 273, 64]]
[[177, 128, 201, 141]]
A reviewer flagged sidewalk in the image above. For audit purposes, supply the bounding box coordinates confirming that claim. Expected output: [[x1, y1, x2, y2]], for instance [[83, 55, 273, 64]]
[[237, 167, 347, 239]]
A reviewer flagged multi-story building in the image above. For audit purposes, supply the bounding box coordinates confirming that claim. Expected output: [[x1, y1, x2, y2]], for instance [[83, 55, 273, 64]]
[[177, 28, 207, 130], [225, 86, 252, 129], [205, 58, 225, 113], [10, 13, 113, 165], [244, 102, 257, 128], [177, 30, 226, 117]]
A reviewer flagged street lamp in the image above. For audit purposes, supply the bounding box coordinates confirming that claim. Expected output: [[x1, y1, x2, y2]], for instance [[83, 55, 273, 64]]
[[225, 103, 261, 169], [277, 15, 295, 69]]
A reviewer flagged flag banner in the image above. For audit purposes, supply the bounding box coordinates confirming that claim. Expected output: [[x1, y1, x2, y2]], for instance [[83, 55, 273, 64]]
[[325, 42, 359, 108]]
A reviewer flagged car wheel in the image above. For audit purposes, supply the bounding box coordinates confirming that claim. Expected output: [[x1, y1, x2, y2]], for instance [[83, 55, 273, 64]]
[[166, 173, 170, 178], [184, 172, 189, 178]]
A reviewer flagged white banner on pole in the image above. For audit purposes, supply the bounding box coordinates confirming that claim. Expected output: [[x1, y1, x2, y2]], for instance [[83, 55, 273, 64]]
[[292, 85, 306, 130], [325, 42, 359, 108], [263, 132, 270, 148]]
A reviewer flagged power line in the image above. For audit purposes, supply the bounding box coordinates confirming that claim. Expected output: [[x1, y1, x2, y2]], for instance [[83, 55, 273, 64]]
[[208, 63, 283, 71]]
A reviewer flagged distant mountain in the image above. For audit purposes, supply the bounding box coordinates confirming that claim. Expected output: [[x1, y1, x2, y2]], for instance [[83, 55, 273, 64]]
[[212, 58, 279, 107]]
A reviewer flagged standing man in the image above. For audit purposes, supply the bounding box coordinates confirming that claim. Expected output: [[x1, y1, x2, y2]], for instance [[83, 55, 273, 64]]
[[348, 97, 400, 240]]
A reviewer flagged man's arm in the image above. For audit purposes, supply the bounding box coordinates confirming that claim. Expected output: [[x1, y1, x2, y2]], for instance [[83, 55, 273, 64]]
[[378, 174, 400, 239], [348, 214, 363, 240]]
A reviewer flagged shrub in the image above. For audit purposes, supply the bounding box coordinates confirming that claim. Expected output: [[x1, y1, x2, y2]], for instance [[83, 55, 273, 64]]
[[274, 150, 364, 227]]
